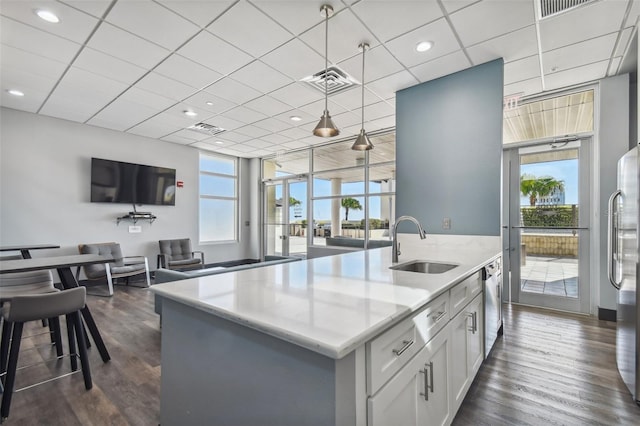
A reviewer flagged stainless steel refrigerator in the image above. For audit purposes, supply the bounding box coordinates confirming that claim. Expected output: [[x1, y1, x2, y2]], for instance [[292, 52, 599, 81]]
[[608, 146, 639, 404]]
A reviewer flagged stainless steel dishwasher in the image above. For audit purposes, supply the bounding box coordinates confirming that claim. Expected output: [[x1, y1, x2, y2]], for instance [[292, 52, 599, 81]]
[[483, 258, 503, 358]]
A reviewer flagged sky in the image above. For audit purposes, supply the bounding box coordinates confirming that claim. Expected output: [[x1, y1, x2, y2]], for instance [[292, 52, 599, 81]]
[[520, 159, 578, 205]]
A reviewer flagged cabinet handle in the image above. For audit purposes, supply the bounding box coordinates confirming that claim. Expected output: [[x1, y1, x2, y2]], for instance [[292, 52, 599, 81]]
[[466, 312, 474, 332], [392, 339, 414, 356], [473, 311, 478, 333], [430, 311, 446, 323], [419, 362, 434, 401]]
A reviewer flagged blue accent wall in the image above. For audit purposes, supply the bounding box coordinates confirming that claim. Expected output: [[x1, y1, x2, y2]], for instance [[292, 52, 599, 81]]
[[396, 59, 503, 236]]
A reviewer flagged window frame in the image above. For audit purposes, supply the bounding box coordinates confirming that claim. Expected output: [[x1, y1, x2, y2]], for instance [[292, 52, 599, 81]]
[[199, 152, 239, 244]]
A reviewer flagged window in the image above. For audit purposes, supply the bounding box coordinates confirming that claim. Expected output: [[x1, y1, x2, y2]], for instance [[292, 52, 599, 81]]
[[199, 153, 238, 243]]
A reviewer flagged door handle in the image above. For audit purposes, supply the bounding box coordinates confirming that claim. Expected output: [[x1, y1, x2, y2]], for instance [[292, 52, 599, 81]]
[[607, 190, 622, 290]]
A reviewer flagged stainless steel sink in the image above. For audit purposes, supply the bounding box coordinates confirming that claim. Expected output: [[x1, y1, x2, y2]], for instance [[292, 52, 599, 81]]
[[389, 260, 458, 274]]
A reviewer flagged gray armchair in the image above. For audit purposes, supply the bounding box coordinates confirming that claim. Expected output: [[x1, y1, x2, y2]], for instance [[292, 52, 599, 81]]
[[76, 242, 150, 296], [157, 238, 204, 270]]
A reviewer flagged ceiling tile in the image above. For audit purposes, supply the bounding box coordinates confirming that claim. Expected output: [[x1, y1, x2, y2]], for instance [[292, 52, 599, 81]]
[[366, 70, 419, 100], [0, 78, 49, 113], [272, 109, 318, 126], [269, 82, 323, 108], [229, 60, 293, 93], [544, 59, 609, 91], [330, 86, 384, 110], [245, 95, 297, 117], [259, 132, 293, 144], [1, 16, 82, 63], [59, 0, 112, 19], [625, 0, 640, 27], [167, 128, 211, 142], [155, 54, 222, 90], [251, 1, 346, 36], [235, 125, 271, 139], [504, 55, 541, 85], [615, 27, 634, 57], [190, 141, 228, 152], [299, 8, 378, 64], [224, 105, 268, 124], [539, 0, 628, 51], [385, 18, 461, 69], [87, 22, 170, 69], [135, 72, 196, 102], [105, 0, 200, 50], [279, 126, 311, 140], [203, 78, 262, 104], [367, 114, 395, 131], [449, 0, 535, 46], [332, 110, 362, 129], [467, 25, 538, 66], [87, 96, 163, 131], [206, 1, 292, 57], [40, 66, 129, 122], [504, 77, 542, 98], [128, 115, 183, 139], [608, 57, 622, 76], [410, 50, 472, 83], [440, 0, 479, 14], [183, 91, 236, 115], [351, 0, 443, 42], [542, 33, 618, 74], [279, 139, 310, 150], [1, 0, 99, 44], [156, 0, 235, 27], [161, 133, 199, 145], [73, 47, 147, 85], [1, 44, 67, 83], [205, 115, 245, 132], [298, 98, 348, 119], [178, 30, 253, 75], [214, 131, 252, 143], [364, 101, 394, 122], [338, 45, 405, 84], [261, 38, 325, 81], [253, 117, 291, 133], [120, 86, 176, 111], [244, 138, 276, 149]]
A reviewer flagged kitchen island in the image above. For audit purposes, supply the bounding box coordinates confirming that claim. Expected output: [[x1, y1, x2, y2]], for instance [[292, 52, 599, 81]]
[[151, 234, 501, 425]]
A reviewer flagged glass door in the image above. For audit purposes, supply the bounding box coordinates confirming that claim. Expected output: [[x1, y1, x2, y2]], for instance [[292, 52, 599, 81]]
[[264, 178, 308, 259], [505, 139, 591, 313]]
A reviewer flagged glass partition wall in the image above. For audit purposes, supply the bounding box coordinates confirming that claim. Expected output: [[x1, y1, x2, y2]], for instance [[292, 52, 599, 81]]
[[262, 131, 396, 258]]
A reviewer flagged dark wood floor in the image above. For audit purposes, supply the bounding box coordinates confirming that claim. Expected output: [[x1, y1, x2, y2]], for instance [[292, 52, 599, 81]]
[[454, 304, 640, 425], [3, 285, 640, 425]]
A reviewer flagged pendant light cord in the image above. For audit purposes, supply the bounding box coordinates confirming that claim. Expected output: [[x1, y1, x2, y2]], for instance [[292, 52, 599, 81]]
[[324, 7, 329, 112], [361, 44, 365, 129]]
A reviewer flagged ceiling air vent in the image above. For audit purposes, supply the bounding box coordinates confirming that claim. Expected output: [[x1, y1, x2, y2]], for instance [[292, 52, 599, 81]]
[[301, 66, 358, 96], [187, 122, 226, 136], [539, 0, 595, 19]]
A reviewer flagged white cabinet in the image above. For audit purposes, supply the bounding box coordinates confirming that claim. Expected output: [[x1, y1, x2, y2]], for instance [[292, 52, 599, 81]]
[[368, 326, 451, 426], [449, 292, 484, 413]]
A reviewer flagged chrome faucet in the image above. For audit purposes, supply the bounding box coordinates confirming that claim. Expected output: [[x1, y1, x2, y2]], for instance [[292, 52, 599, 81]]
[[392, 216, 427, 263]]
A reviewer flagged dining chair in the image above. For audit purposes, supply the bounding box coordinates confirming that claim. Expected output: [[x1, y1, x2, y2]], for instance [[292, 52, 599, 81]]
[[157, 238, 204, 270], [0, 287, 91, 420], [76, 242, 150, 296]]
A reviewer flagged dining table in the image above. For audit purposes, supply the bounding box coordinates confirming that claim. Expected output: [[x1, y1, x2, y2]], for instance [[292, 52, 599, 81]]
[[0, 244, 61, 259], [0, 254, 114, 362]]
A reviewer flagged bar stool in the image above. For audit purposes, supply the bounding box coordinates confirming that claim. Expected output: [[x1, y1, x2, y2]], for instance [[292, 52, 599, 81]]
[[0, 287, 91, 420], [0, 270, 62, 373]]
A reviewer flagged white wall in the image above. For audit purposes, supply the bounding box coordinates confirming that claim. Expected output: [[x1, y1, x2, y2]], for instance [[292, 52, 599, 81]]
[[0, 108, 253, 275]]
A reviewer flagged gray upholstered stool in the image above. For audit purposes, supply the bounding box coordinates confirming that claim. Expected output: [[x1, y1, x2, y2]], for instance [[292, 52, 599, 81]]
[[0, 287, 91, 420]]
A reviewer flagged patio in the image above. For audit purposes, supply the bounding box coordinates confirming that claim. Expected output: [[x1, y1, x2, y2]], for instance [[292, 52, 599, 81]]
[[520, 255, 579, 298]]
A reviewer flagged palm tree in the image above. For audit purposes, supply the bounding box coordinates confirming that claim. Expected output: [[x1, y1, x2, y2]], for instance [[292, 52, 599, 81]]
[[520, 174, 564, 206], [289, 196, 301, 207], [341, 198, 362, 221]]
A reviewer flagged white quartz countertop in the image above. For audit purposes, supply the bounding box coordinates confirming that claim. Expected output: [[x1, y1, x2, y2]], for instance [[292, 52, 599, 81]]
[[151, 234, 501, 359]]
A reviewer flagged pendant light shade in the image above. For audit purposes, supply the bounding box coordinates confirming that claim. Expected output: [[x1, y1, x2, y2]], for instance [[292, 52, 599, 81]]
[[313, 5, 340, 138], [352, 42, 373, 151]]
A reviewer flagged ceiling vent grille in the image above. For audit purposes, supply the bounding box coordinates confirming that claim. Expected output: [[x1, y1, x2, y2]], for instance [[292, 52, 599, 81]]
[[187, 122, 226, 136], [302, 66, 358, 96], [539, 0, 595, 19]]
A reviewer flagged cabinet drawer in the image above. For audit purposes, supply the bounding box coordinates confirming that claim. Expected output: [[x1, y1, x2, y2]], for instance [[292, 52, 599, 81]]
[[367, 291, 449, 395], [449, 270, 482, 317]]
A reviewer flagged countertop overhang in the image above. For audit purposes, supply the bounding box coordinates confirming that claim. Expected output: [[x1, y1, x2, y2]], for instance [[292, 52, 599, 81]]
[[151, 234, 501, 359]]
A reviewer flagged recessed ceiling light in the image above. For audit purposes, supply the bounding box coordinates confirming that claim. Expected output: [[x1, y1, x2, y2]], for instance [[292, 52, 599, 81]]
[[205, 101, 214, 106], [290, 116, 302, 122], [215, 141, 224, 145], [415, 41, 434, 53], [183, 110, 197, 117], [7, 89, 24, 97], [35, 9, 60, 23]]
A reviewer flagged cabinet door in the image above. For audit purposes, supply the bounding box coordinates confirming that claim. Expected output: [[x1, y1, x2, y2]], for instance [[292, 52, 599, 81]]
[[368, 329, 451, 426], [450, 293, 484, 413]]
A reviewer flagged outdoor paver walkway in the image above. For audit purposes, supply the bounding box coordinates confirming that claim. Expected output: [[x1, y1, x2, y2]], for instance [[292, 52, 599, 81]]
[[520, 255, 578, 298]]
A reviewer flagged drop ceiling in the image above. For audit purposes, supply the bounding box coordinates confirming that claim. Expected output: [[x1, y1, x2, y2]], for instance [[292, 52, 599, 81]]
[[1, 0, 636, 158]]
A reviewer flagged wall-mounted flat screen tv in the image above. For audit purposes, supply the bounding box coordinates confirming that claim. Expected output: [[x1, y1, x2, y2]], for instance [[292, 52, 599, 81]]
[[90, 158, 176, 206]]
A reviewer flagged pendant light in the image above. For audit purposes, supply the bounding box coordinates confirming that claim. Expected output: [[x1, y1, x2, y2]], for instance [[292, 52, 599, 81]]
[[313, 4, 340, 138], [351, 42, 373, 151]]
